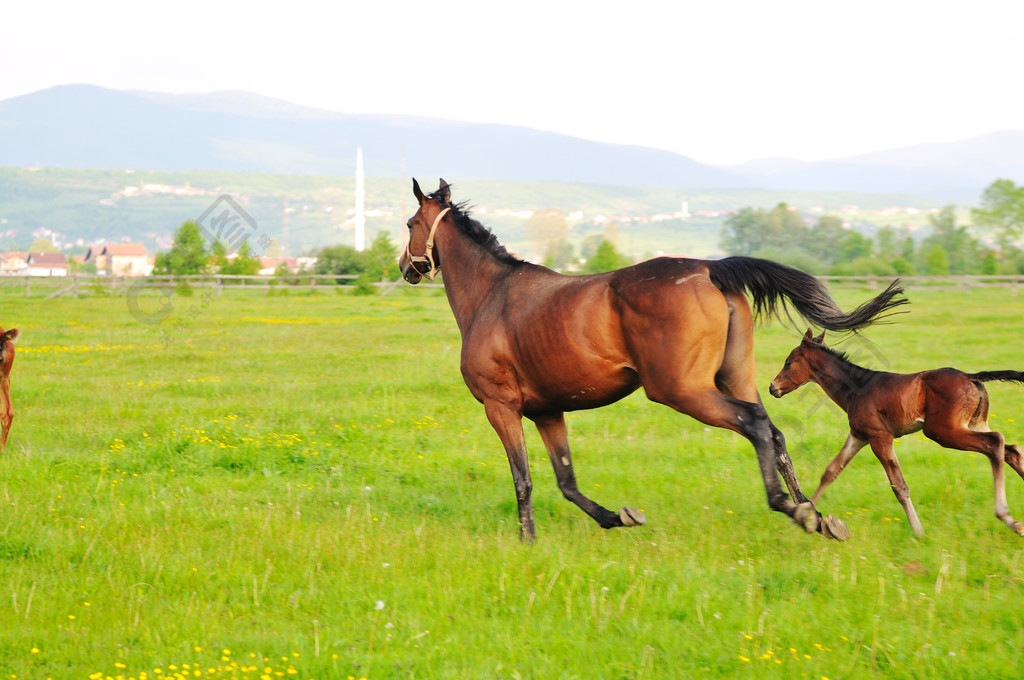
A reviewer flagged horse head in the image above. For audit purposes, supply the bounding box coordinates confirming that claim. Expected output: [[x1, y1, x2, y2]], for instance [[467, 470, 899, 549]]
[[769, 328, 826, 397], [399, 178, 453, 284]]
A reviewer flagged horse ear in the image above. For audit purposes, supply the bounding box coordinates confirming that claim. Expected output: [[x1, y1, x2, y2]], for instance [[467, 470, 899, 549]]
[[412, 178, 424, 205], [1, 329, 17, 344], [813, 331, 826, 344], [437, 178, 451, 204], [803, 328, 814, 341]]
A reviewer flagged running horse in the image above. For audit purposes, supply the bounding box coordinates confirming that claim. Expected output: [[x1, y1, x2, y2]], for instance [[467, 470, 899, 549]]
[[770, 329, 1024, 536], [399, 179, 906, 541], [0, 325, 18, 451]]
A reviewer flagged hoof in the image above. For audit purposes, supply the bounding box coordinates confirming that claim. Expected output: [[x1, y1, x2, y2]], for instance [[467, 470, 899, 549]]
[[793, 502, 819, 534], [821, 515, 851, 541], [620, 507, 647, 527], [1013, 521, 1024, 536]]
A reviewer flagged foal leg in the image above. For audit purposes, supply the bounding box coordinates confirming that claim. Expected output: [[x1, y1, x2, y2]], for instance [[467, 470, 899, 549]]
[[812, 432, 868, 504], [1004, 444, 1024, 481], [533, 413, 645, 529], [868, 436, 924, 536], [926, 424, 1023, 534], [0, 375, 11, 451], [484, 402, 536, 542]]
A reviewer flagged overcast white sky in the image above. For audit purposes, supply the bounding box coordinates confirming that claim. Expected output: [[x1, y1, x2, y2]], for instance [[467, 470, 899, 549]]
[[2, 0, 1022, 166]]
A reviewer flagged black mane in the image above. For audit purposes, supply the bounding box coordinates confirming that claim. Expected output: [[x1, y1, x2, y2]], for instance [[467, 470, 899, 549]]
[[814, 342, 883, 385], [428, 191, 524, 267]]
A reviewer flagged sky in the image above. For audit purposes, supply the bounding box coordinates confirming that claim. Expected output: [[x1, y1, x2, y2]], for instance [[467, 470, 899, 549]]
[[2, 0, 1023, 166]]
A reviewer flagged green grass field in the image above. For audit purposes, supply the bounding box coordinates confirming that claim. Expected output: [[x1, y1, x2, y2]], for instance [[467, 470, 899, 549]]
[[1, 284, 1023, 679]]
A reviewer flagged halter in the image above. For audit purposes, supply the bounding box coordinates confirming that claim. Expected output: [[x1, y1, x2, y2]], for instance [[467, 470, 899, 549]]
[[405, 206, 450, 280]]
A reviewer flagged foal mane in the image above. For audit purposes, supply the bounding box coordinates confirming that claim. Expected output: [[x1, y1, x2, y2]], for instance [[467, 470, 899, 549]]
[[811, 341, 882, 385], [427, 190, 524, 267]]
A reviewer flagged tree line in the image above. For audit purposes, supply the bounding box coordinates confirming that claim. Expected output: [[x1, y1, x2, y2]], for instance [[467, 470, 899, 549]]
[[155, 179, 1024, 281], [720, 179, 1024, 276]]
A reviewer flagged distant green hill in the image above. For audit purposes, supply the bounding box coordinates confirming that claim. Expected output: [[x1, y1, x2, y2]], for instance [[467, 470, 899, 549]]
[[0, 167, 945, 260]]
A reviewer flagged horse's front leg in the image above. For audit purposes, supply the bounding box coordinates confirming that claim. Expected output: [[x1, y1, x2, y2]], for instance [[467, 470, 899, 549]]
[[532, 413, 646, 529], [484, 402, 536, 542]]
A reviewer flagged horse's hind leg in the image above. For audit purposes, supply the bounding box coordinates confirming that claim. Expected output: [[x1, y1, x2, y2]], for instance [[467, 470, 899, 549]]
[[1005, 444, 1024, 481], [970, 397, 1024, 482], [927, 422, 1023, 535], [869, 436, 924, 536], [768, 422, 810, 503], [710, 293, 847, 539], [656, 384, 843, 537], [533, 413, 644, 529]]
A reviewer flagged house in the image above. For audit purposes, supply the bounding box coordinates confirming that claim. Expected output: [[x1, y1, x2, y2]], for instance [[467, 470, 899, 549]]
[[83, 245, 106, 271], [26, 252, 68, 277], [0, 252, 28, 275], [84, 243, 152, 276], [258, 256, 301, 275]]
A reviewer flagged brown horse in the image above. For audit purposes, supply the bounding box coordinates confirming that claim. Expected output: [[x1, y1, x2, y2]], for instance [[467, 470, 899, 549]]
[[0, 326, 18, 451], [399, 179, 906, 542], [769, 329, 1024, 536]]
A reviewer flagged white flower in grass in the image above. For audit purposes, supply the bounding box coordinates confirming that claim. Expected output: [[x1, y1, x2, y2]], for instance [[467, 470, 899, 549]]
[[375, 600, 385, 610]]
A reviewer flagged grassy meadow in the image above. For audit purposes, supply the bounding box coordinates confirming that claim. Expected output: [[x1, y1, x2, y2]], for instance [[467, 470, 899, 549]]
[[1, 283, 1023, 679]]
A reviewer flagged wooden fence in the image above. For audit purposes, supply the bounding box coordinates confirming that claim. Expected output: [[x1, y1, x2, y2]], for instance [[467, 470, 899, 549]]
[[0, 273, 1022, 299], [0, 274, 444, 298]]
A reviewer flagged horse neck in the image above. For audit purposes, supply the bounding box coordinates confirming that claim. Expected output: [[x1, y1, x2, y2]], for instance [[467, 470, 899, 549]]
[[434, 224, 516, 334], [806, 347, 873, 412]]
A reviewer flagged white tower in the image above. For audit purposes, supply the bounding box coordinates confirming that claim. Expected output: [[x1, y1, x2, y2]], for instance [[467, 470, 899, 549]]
[[355, 147, 366, 251]]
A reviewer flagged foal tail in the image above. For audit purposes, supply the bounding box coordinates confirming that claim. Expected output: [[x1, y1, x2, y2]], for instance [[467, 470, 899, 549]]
[[971, 371, 1024, 386], [706, 256, 907, 332]]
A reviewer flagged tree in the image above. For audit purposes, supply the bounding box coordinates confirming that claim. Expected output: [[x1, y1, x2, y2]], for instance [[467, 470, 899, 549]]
[[581, 239, 629, 274], [313, 245, 364, 276], [972, 179, 1024, 248], [29, 238, 57, 253], [543, 238, 575, 271], [837, 230, 872, 263], [804, 215, 846, 264], [525, 210, 569, 261], [154, 220, 209, 275], [923, 244, 950, 275], [579, 233, 605, 261], [720, 207, 769, 256], [720, 203, 808, 257], [919, 206, 979, 274], [222, 240, 262, 275], [364, 231, 400, 282]]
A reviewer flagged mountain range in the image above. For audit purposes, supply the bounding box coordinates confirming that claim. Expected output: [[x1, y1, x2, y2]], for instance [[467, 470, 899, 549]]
[[1, 84, 1021, 201]]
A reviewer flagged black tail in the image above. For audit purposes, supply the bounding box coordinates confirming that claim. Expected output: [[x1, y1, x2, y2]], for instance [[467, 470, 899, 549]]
[[971, 371, 1024, 386], [706, 256, 907, 332]]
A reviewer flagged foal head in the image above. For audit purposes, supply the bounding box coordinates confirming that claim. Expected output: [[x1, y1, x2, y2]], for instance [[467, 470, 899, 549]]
[[399, 178, 453, 284], [769, 329, 827, 398]]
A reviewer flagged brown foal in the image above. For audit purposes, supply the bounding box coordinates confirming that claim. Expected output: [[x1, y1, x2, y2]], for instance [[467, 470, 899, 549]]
[[0, 326, 18, 451], [770, 329, 1024, 536]]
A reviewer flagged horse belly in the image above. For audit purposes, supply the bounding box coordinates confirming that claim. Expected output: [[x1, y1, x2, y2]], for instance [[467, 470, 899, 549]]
[[522, 364, 641, 414]]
